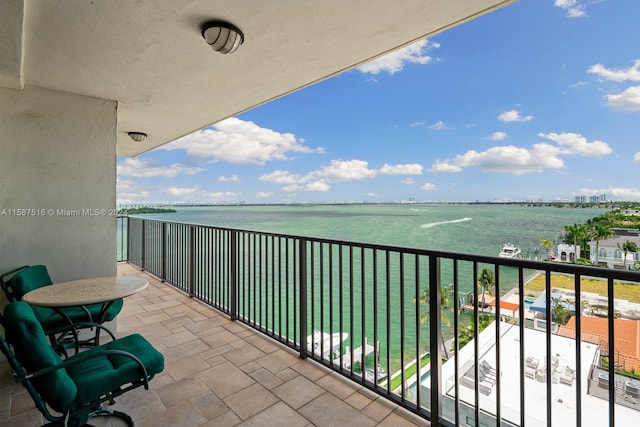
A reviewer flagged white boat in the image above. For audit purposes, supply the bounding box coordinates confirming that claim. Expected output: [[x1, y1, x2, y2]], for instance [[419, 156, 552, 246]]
[[499, 243, 522, 258], [307, 330, 348, 359]]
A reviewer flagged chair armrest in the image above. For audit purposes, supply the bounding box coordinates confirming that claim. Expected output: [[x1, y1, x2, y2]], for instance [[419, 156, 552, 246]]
[[101, 349, 151, 389], [0, 266, 29, 302], [70, 349, 151, 388], [22, 349, 151, 389]]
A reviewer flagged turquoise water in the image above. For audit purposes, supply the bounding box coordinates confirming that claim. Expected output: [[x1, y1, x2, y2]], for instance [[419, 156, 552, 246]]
[[134, 204, 604, 258], [524, 300, 534, 311], [128, 204, 604, 372]]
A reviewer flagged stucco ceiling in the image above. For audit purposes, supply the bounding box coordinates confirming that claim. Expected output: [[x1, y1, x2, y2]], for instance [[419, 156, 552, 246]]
[[1, 0, 515, 157]]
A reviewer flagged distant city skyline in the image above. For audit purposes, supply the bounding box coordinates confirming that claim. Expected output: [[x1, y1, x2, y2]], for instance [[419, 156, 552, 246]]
[[117, 0, 640, 205]]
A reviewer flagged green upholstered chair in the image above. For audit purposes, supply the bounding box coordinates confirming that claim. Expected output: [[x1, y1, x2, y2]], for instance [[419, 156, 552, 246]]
[[0, 301, 164, 427], [0, 265, 27, 302], [1, 265, 123, 352]]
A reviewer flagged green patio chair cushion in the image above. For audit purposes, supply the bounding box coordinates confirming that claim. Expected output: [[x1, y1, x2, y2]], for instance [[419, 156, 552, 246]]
[[31, 298, 124, 330], [10, 265, 52, 299], [3, 301, 77, 412], [3, 302, 164, 414], [66, 334, 165, 404]]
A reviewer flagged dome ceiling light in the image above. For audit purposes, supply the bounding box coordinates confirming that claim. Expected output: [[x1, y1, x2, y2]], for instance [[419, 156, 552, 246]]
[[202, 21, 244, 54], [127, 132, 147, 142]]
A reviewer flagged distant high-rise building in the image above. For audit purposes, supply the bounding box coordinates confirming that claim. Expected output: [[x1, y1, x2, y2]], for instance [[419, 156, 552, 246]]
[[575, 196, 587, 203]]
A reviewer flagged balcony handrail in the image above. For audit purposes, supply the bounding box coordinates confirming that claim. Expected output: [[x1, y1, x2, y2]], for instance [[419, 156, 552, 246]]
[[118, 215, 640, 427]]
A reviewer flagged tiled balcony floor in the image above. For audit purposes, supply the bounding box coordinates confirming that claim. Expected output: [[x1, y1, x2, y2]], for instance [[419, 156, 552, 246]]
[[0, 263, 428, 426]]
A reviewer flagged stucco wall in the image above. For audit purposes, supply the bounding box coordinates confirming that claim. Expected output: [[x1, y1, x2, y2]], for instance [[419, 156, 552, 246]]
[[0, 85, 117, 287]]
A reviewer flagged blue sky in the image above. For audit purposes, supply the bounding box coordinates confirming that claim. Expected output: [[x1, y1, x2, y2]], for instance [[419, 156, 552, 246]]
[[117, 0, 640, 205]]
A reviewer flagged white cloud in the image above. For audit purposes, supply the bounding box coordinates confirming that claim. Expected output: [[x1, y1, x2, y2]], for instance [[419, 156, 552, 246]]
[[429, 121, 453, 130], [588, 59, 640, 82], [429, 162, 464, 173], [498, 110, 534, 123], [116, 178, 136, 192], [256, 192, 273, 198], [259, 170, 299, 184], [116, 178, 150, 204], [379, 163, 423, 175], [117, 158, 204, 178], [162, 117, 324, 165], [539, 132, 612, 156], [421, 182, 437, 191], [260, 160, 423, 192], [357, 40, 440, 75], [218, 174, 239, 182], [309, 160, 377, 182], [283, 180, 331, 193], [366, 192, 378, 197], [429, 144, 564, 175], [605, 85, 640, 111], [634, 152, 640, 163], [117, 191, 150, 204], [401, 178, 415, 185], [410, 121, 426, 127], [164, 186, 241, 201], [489, 132, 508, 141], [165, 186, 200, 197], [587, 60, 640, 111], [554, 0, 587, 18], [429, 132, 612, 175]]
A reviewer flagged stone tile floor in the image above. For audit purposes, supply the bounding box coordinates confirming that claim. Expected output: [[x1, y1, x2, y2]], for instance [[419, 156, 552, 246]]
[[0, 263, 428, 426]]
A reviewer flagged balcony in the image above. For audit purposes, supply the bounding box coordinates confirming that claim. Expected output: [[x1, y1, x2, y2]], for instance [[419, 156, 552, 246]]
[[1, 262, 425, 426], [3, 216, 640, 426]]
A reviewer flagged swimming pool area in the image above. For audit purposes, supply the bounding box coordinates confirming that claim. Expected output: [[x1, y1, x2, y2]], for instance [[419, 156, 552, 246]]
[[524, 298, 534, 311]]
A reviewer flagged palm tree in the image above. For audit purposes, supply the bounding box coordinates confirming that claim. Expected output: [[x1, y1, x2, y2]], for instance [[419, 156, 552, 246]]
[[618, 240, 638, 269], [477, 268, 495, 308], [458, 315, 494, 348], [551, 297, 572, 325], [414, 284, 452, 358], [564, 223, 590, 262], [539, 239, 554, 261], [592, 223, 614, 265]]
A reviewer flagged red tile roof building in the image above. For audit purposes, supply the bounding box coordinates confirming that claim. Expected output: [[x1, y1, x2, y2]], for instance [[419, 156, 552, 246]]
[[559, 317, 640, 372]]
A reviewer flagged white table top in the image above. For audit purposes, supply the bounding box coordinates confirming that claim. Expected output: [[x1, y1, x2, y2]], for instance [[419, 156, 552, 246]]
[[22, 276, 148, 307]]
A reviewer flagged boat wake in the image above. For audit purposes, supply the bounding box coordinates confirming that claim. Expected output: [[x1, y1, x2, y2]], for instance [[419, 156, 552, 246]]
[[420, 217, 472, 229]]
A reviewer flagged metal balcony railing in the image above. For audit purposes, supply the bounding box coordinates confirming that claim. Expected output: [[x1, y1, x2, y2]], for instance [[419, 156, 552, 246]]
[[118, 216, 640, 427]]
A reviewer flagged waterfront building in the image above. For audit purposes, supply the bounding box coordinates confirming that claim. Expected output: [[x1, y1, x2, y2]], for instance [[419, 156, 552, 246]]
[[575, 196, 587, 204], [589, 235, 640, 269], [556, 243, 580, 262]]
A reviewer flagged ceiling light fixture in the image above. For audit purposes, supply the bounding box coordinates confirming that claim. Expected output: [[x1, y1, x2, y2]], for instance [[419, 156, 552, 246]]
[[128, 132, 147, 142], [202, 21, 244, 54]]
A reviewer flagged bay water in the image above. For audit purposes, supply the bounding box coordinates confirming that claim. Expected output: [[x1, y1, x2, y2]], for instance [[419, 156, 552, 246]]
[[135, 203, 604, 257], [129, 204, 605, 372]]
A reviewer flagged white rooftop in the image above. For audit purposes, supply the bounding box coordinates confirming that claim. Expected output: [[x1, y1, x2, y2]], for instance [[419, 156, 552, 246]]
[[425, 321, 637, 426]]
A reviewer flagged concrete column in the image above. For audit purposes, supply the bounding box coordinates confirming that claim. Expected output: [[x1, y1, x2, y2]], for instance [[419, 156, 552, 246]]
[[0, 85, 117, 292]]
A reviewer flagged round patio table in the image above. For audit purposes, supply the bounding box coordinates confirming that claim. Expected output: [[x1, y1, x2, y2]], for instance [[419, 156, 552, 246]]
[[23, 276, 148, 349]]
